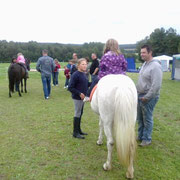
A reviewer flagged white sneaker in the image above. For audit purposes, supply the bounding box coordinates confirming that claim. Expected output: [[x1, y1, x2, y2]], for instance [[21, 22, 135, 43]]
[[45, 96, 49, 100], [83, 96, 90, 102]]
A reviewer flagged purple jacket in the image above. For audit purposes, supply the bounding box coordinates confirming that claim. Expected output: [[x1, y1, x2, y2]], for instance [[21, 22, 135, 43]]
[[98, 51, 127, 79]]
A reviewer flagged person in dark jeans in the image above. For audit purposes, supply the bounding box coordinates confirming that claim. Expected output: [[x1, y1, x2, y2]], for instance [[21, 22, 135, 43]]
[[136, 44, 163, 147], [36, 49, 56, 99]]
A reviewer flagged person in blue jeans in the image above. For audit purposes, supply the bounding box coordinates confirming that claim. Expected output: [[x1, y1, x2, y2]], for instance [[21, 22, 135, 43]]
[[36, 49, 56, 99], [136, 44, 163, 147]]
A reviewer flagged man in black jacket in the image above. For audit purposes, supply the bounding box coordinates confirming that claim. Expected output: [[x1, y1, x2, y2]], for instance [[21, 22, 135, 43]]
[[90, 53, 99, 83]]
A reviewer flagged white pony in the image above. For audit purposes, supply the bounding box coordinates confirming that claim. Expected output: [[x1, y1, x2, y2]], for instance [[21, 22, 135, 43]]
[[91, 74, 137, 179]]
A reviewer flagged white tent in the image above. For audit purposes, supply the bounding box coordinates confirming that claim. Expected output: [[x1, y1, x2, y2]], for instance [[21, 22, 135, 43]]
[[153, 55, 173, 72]]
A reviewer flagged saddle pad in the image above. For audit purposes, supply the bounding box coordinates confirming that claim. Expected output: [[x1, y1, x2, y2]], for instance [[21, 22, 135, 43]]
[[90, 84, 97, 102]]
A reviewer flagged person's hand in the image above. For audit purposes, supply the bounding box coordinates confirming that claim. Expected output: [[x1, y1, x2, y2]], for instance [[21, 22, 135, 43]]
[[80, 93, 85, 100], [140, 97, 148, 103]]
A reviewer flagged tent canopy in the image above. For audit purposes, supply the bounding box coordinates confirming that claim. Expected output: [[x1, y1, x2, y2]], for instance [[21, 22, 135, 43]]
[[153, 55, 173, 61], [153, 55, 172, 72]]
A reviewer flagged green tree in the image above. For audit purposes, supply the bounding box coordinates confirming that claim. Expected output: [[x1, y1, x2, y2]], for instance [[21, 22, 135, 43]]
[[136, 27, 180, 61]]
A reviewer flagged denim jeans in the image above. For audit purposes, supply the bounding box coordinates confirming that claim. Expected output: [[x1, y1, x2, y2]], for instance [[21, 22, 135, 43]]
[[87, 78, 99, 97], [41, 75, 51, 98], [52, 72, 59, 85], [137, 95, 159, 141], [91, 74, 98, 83], [64, 78, 69, 87]]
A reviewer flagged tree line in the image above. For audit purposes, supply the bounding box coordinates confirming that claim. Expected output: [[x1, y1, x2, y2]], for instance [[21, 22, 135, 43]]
[[136, 27, 180, 61], [0, 27, 180, 63]]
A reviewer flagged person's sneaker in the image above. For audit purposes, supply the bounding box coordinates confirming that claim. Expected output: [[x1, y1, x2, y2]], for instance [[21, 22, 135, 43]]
[[136, 137, 142, 142], [45, 96, 49, 100], [139, 140, 151, 147], [83, 96, 90, 102]]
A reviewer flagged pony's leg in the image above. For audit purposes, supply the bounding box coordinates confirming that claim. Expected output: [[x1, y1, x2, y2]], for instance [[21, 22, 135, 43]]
[[18, 89, 22, 97], [9, 90, 11, 97], [126, 142, 135, 179], [9, 83, 12, 97], [21, 80, 23, 93], [97, 116, 103, 145], [24, 78, 27, 93], [103, 124, 114, 171], [17, 81, 22, 97]]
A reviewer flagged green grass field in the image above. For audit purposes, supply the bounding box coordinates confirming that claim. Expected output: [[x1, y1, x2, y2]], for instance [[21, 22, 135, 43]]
[[0, 63, 180, 180]]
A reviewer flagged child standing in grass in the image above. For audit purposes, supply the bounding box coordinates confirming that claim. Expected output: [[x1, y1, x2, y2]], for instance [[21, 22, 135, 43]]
[[52, 59, 61, 86], [64, 66, 70, 88], [68, 58, 88, 139]]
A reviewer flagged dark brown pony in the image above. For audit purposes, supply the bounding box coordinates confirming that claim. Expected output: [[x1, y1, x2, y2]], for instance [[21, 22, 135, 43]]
[[8, 59, 30, 97], [20, 58, 30, 93]]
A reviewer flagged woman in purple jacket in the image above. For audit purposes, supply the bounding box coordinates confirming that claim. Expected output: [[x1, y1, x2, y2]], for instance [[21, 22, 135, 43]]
[[84, 38, 127, 102]]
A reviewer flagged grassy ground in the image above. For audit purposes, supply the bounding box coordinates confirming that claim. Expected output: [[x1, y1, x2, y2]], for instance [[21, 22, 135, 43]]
[[0, 63, 180, 180]]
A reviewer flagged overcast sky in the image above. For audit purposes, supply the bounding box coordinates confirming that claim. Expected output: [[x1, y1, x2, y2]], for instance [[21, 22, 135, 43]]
[[0, 0, 180, 44]]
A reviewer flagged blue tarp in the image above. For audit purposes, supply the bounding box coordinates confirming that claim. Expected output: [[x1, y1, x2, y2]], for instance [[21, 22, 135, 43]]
[[126, 57, 139, 73]]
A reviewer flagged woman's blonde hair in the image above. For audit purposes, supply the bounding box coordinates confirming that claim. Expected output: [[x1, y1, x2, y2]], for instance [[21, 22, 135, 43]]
[[77, 58, 87, 67], [103, 39, 121, 55]]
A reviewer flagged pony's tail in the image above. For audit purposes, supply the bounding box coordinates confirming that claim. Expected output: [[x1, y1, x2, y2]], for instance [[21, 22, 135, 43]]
[[114, 85, 137, 167]]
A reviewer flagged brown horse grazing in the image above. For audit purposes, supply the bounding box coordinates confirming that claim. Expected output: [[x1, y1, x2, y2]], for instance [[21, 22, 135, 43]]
[[8, 62, 29, 97]]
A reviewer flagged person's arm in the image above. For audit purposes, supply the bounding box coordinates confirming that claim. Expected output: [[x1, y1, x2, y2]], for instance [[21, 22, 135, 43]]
[[36, 59, 41, 72], [80, 93, 85, 100], [93, 67, 99, 75], [68, 74, 81, 96], [121, 55, 128, 72], [93, 60, 99, 75], [99, 55, 110, 72], [52, 59, 56, 71], [58, 64, 61, 69], [144, 65, 162, 100]]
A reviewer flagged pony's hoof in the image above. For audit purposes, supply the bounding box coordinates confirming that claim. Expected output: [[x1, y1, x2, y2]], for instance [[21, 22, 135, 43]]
[[126, 172, 134, 179], [97, 140, 103, 145], [103, 163, 111, 171]]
